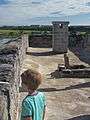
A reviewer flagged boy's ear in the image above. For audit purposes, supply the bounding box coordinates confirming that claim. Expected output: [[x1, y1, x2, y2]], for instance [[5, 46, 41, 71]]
[[21, 83, 28, 92]]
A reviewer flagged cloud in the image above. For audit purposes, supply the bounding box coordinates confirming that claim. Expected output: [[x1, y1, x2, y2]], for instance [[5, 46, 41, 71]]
[[50, 11, 62, 15], [0, 0, 90, 25], [69, 7, 75, 9], [31, 2, 41, 4], [86, 2, 90, 6], [0, 0, 10, 5]]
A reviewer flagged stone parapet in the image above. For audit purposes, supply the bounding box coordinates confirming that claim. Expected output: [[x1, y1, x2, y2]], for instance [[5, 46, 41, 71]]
[[0, 34, 28, 120]]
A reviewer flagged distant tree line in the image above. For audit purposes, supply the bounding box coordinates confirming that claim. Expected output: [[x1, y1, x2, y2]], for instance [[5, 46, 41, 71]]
[[69, 26, 90, 34], [0, 25, 90, 33], [0, 25, 53, 31]]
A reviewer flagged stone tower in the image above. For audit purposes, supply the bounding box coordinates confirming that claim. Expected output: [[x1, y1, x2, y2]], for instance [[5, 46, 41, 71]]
[[52, 21, 69, 53], [85, 34, 90, 51]]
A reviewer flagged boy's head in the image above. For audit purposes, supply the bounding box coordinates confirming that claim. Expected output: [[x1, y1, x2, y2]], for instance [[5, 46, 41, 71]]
[[21, 69, 42, 90]]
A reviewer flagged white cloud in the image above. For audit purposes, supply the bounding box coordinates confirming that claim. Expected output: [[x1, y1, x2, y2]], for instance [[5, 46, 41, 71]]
[[0, 0, 90, 25]]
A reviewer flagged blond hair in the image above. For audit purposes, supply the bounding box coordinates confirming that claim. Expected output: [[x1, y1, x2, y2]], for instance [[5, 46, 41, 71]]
[[21, 69, 42, 90]]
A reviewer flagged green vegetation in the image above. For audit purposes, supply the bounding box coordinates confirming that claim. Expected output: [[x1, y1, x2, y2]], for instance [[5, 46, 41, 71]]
[[0, 29, 32, 38], [69, 26, 90, 34], [0, 25, 90, 38], [0, 29, 52, 38], [0, 25, 52, 38], [0, 29, 20, 38]]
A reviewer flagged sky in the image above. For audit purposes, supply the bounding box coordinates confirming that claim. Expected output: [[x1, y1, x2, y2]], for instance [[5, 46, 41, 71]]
[[0, 0, 90, 26]]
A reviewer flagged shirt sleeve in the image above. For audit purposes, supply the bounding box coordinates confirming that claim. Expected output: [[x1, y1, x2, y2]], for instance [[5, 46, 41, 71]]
[[21, 100, 32, 118]]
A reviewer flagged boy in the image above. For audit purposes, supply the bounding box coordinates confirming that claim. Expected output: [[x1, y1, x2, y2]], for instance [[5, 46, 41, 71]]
[[21, 69, 46, 120]]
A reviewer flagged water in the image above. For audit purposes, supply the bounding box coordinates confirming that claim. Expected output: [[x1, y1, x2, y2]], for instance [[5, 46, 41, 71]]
[[0, 38, 11, 46]]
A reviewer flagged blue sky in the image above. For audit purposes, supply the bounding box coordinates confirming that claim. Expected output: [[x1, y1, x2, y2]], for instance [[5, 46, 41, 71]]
[[0, 0, 90, 26]]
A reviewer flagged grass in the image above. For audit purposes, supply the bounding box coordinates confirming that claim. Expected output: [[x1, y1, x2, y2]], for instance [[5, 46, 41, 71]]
[[0, 29, 32, 38], [0, 29, 52, 38]]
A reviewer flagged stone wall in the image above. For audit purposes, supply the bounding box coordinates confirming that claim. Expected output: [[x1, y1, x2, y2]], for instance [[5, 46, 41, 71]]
[[29, 35, 52, 48], [0, 34, 28, 120]]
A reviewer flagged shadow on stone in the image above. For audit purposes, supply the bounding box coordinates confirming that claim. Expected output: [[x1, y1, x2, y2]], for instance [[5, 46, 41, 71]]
[[67, 115, 90, 120], [63, 82, 90, 90], [69, 47, 90, 65], [26, 51, 60, 56], [38, 87, 63, 92], [49, 70, 61, 79], [38, 82, 90, 92]]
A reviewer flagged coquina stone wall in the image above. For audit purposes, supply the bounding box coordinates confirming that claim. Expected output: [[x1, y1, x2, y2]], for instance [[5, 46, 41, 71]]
[[29, 35, 52, 48], [0, 34, 28, 120]]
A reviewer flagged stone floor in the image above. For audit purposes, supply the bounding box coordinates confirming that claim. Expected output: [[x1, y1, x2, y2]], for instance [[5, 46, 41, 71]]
[[19, 47, 90, 120]]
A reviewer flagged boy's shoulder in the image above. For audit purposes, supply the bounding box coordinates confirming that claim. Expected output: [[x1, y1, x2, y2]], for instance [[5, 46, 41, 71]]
[[37, 91, 45, 96], [37, 92, 46, 102], [23, 91, 45, 102], [22, 91, 46, 108]]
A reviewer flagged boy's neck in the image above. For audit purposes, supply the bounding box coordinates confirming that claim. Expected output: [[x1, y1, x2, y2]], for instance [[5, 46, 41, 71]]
[[28, 89, 37, 96]]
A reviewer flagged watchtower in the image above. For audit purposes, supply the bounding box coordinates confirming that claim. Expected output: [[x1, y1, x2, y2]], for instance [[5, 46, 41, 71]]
[[52, 21, 69, 53]]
